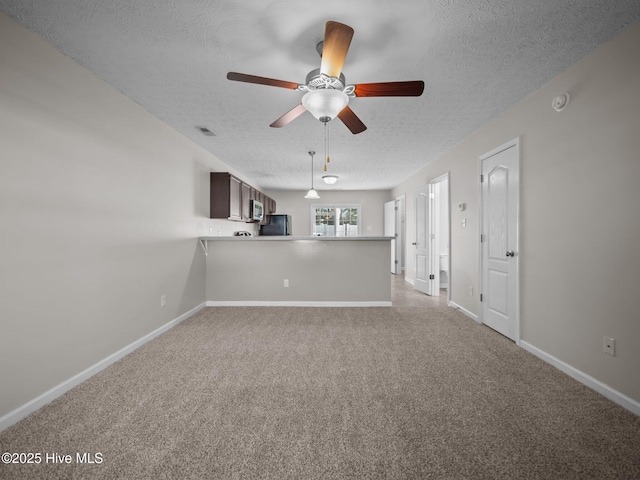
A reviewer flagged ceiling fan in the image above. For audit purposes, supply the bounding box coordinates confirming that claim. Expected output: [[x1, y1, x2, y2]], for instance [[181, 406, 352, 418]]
[[227, 21, 425, 134]]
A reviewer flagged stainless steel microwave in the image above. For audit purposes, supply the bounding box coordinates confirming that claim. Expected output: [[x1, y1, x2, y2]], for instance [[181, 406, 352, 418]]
[[251, 199, 264, 222]]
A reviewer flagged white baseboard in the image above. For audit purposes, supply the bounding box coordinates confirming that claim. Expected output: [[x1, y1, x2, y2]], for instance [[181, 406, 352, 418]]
[[0, 302, 206, 432], [520, 341, 640, 416], [448, 301, 479, 322], [405, 277, 415, 286], [206, 301, 392, 307]]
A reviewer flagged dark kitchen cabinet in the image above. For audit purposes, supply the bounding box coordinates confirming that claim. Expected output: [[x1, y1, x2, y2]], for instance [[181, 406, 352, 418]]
[[266, 196, 276, 214], [241, 182, 252, 221], [210, 173, 242, 221], [210, 172, 274, 223]]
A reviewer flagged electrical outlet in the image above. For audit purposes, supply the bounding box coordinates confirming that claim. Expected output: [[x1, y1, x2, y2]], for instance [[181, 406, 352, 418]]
[[209, 226, 213, 234], [468, 286, 473, 296], [603, 337, 615, 356], [160, 295, 167, 307], [284, 279, 289, 288]]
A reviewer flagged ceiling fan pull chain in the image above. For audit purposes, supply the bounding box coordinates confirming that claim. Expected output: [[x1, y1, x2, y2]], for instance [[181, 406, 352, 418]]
[[323, 120, 328, 172], [325, 120, 331, 165]]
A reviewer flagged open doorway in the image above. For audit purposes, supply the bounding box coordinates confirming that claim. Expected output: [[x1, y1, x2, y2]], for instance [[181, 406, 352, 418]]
[[383, 194, 406, 275], [413, 174, 450, 298], [432, 174, 450, 298], [396, 194, 406, 273]]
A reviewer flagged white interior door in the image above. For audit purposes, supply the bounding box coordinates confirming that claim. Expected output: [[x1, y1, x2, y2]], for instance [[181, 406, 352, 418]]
[[480, 140, 520, 341], [384, 200, 399, 274], [414, 185, 434, 295]]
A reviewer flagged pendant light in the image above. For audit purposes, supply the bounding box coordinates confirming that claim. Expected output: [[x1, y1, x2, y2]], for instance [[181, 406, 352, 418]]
[[304, 151, 320, 199]]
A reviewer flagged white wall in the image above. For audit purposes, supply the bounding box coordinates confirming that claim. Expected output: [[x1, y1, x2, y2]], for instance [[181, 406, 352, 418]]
[[0, 13, 254, 419], [392, 22, 640, 404], [266, 190, 391, 237]]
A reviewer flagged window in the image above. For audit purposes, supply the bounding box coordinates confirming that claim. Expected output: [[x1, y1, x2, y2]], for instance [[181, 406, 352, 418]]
[[311, 205, 360, 236]]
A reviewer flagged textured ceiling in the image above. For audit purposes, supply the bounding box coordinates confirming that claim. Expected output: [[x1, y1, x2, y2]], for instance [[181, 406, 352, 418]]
[[2, 1, 639, 191]]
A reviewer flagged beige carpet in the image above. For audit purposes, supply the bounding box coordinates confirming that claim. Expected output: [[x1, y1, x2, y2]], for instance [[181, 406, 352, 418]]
[[1, 279, 639, 479]]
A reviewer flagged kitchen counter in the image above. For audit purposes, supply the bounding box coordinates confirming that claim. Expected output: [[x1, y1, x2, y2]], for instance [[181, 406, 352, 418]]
[[199, 236, 393, 254]]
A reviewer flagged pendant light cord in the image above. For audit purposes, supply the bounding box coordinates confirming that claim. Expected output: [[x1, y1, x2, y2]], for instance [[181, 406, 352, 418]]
[[310, 151, 315, 189]]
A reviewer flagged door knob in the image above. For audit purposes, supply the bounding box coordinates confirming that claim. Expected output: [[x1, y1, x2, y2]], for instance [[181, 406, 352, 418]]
[[506, 251, 515, 257], [412, 242, 417, 245]]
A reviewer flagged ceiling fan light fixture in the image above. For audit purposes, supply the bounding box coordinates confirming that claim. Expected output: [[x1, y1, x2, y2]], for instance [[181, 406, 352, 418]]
[[301, 89, 349, 121], [322, 175, 339, 185]]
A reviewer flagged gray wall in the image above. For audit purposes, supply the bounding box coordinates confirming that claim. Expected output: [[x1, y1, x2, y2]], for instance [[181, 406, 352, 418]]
[[392, 22, 640, 404], [206, 239, 391, 303], [0, 13, 251, 418]]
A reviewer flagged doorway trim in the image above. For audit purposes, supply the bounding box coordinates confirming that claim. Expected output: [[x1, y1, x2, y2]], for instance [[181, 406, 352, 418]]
[[396, 194, 406, 273], [478, 137, 521, 345], [384, 199, 399, 274]]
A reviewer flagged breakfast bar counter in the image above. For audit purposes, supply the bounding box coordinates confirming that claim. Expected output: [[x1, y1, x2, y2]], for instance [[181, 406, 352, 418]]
[[201, 236, 393, 306], [200, 235, 393, 242]]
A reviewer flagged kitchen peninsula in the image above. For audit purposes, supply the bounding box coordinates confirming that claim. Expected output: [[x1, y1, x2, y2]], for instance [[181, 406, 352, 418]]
[[200, 236, 393, 306]]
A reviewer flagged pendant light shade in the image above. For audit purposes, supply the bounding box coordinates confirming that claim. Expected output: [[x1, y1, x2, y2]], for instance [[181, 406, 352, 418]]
[[304, 151, 320, 199], [304, 188, 320, 199]]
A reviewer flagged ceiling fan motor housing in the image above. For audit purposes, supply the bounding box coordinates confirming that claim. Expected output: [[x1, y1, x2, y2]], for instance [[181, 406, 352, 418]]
[[305, 68, 346, 91]]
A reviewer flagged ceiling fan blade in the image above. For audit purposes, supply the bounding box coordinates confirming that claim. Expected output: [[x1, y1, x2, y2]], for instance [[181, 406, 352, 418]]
[[354, 81, 425, 97], [337, 106, 367, 134], [320, 21, 354, 78], [270, 104, 308, 128], [227, 72, 300, 90]]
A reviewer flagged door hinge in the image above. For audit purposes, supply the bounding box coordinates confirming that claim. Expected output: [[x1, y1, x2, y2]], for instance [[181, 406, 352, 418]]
[[480, 174, 484, 183], [480, 294, 483, 302], [480, 234, 485, 243], [394, 260, 399, 264], [395, 233, 399, 238], [429, 274, 435, 280]]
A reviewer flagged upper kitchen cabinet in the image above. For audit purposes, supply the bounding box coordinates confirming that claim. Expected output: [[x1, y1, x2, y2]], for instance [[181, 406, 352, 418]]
[[241, 182, 252, 221], [210, 172, 242, 221], [266, 196, 276, 214], [210, 172, 275, 223]]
